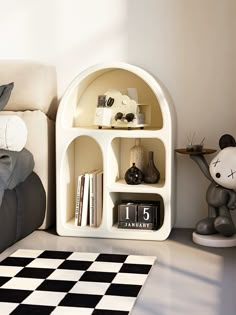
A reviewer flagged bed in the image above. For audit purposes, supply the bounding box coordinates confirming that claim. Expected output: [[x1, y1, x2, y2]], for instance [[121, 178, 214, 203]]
[[0, 61, 57, 252]]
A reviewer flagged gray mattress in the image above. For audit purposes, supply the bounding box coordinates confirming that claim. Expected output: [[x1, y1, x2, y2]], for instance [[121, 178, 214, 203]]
[[0, 172, 46, 253]]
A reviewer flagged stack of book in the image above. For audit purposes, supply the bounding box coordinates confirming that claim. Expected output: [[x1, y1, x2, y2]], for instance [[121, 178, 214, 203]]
[[75, 169, 103, 227]]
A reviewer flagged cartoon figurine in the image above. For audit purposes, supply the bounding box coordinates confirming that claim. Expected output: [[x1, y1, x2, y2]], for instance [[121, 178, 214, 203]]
[[190, 134, 236, 237]]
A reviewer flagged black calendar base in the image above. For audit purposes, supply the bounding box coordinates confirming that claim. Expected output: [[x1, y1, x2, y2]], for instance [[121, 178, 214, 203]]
[[118, 221, 158, 230]]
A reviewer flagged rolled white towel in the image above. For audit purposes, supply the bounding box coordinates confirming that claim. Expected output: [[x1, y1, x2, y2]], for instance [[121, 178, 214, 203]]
[[0, 115, 27, 151]]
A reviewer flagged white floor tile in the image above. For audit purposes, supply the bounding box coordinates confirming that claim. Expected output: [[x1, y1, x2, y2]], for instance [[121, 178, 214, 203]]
[[0, 302, 18, 314], [87, 261, 122, 273], [22, 290, 66, 306], [27, 258, 64, 269], [112, 272, 148, 285], [125, 255, 156, 265], [0, 266, 23, 277], [68, 252, 99, 261], [70, 281, 110, 295], [96, 295, 136, 311], [2, 277, 43, 290], [48, 269, 85, 281], [10, 249, 43, 258], [52, 306, 93, 315]]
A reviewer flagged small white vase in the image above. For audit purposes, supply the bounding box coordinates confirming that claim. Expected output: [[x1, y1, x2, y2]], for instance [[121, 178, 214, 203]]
[[130, 138, 145, 173]]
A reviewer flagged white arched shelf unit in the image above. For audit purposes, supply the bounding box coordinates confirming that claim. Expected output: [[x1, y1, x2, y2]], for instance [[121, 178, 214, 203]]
[[56, 62, 176, 240]]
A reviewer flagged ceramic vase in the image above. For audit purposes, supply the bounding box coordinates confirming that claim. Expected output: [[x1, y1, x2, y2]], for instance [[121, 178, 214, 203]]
[[129, 138, 145, 173], [125, 163, 144, 185], [144, 151, 160, 184]]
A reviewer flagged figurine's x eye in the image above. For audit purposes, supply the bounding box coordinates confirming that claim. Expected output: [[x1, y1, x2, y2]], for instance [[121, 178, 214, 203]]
[[213, 159, 220, 167], [228, 169, 236, 179]]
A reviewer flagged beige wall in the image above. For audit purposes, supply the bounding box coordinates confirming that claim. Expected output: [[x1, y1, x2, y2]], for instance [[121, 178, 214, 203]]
[[0, 0, 235, 228]]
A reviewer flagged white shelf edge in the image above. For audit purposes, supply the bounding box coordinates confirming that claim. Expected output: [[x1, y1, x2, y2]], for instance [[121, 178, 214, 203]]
[[58, 218, 170, 241], [58, 126, 166, 137], [108, 179, 166, 193]]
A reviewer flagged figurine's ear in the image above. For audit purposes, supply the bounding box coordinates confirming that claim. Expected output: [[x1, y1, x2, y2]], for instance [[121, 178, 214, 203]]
[[219, 134, 236, 149]]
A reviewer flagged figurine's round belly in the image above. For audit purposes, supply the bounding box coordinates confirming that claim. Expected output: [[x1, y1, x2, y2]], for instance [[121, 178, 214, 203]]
[[206, 183, 229, 207]]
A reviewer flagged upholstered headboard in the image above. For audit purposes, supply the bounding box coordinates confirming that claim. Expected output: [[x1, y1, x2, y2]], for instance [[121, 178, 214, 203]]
[[0, 60, 57, 119]]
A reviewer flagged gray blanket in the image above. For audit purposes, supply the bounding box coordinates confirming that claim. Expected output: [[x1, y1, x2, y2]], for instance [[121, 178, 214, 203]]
[[0, 148, 34, 207]]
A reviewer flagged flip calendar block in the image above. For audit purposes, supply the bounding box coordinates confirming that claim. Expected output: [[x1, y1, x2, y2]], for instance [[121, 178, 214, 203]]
[[118, 201, 160, 230]]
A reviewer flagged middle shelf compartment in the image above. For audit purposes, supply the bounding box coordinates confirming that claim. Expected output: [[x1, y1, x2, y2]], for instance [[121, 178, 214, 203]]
[[59, 134, 167, 228], [68, 134, 166, 184]]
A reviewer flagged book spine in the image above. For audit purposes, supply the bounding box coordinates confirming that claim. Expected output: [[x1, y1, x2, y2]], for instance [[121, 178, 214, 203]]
[[96, 170, 103, 227], [75, 175, 82, 225], [89, 172, 96, 227], [81, 173, 90, 226], [77, 174, 85, 226]]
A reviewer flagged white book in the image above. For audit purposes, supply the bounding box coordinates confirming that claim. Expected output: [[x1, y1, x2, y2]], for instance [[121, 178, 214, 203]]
[[96, 170, 103, 227], [74, 174, 83, 226], [80, 173, 90, 226], [89, 170, 98, 227]]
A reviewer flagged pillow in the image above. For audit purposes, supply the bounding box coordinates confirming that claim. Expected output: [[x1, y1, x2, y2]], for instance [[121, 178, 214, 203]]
[[0, 115, 27, 151], [0, 82, 14, 110]]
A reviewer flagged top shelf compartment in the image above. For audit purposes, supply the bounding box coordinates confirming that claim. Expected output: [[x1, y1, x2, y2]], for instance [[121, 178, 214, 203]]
[[59, 63, 169, 130]]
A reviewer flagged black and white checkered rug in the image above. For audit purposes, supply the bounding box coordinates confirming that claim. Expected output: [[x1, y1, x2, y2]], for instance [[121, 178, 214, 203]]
[[0, 249, 156, 314]]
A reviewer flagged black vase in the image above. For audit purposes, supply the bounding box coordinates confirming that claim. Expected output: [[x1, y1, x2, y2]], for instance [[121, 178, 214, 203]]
[[144, 151, 160, 184], [125, 163, 144, 185]]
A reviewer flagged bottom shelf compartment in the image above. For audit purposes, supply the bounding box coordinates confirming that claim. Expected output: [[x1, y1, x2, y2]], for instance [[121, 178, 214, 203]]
[[58, 191, 172, 241], [107, 192, 164, 231]]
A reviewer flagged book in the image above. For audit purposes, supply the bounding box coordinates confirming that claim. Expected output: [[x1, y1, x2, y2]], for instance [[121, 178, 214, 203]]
[[95, 170, 103, 227], [75, 174, 85, 226], [89, 169, 98, 227], [89, 169, 103, 227], [75, 169, 103, 227], [80, 173, 90, 226], [74, 175, 81, 225]]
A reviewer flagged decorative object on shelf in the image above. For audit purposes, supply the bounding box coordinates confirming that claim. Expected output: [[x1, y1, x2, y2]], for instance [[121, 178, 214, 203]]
[[94, 95, 113, 128], [130, 138, 145, 173], [186, 144, 204, 152], [127, 87, 138, 102], [176, 134, 236, 247], [144, 151, 160, 184], [114, 112, 123, 121], [97, 95, 106, 107], [118, 200, 160, 230], [93, 88, 150, 129], [114, 112, 135, 123], [186, 132, 206, 152], [124, 163, 144, 185]]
